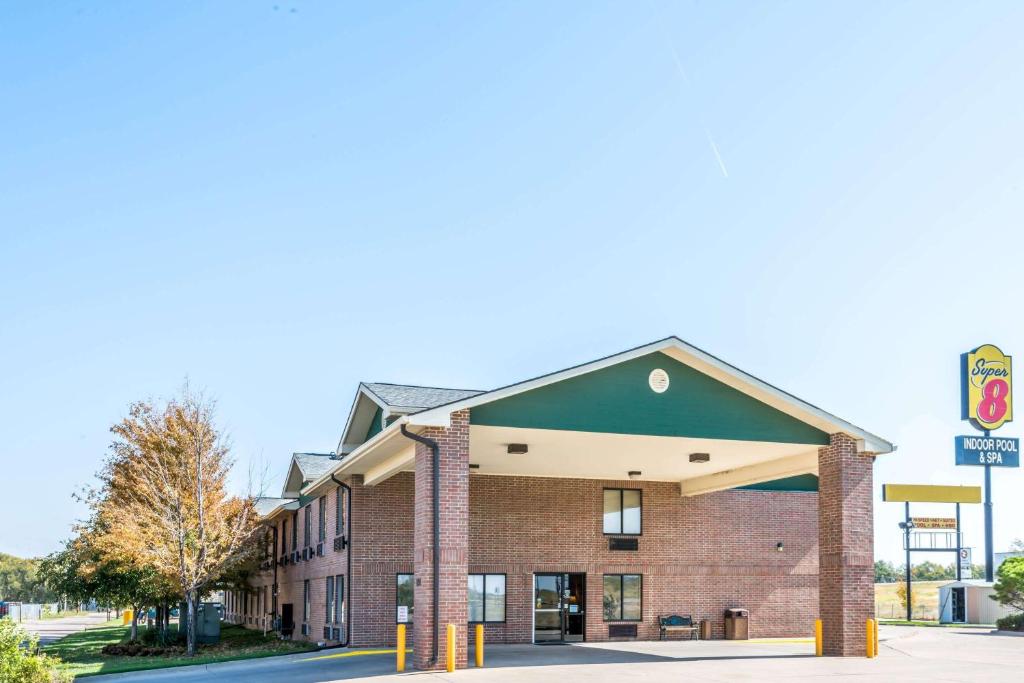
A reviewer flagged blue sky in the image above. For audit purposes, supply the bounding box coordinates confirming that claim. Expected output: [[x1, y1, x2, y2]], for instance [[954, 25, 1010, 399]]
[[2, 1, 1023, 567]]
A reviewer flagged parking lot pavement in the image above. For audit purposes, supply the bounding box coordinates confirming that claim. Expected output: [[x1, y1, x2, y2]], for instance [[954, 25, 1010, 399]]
[[20, 611, 112, 645], [88, 626, 1024, 682]]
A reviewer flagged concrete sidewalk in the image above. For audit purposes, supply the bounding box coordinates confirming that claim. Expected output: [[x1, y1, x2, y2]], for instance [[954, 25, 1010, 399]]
[[88, 626, 1024, 682]]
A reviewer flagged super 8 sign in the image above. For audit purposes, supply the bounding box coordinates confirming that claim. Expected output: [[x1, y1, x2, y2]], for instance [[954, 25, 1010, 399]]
[[961, 344, 1013, 431]]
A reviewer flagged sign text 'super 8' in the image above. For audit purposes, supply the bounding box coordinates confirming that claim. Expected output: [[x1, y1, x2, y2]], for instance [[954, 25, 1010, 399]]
[[961, 344, 1013, 431]]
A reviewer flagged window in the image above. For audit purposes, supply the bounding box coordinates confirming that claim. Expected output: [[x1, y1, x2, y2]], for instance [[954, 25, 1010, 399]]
[[468, 574, 506, 623], [396, 574, 414, 623], [302, 579, 310, 624], [326, 576, 335, 624], [304, 505, 312, 548], [291, 512, 298, 551], [603, 574, 642, 621], [281, 519, 287, 554], [603, 488, 641, 534], [335, 486, 344, 536], [335, 575, 345, 623], [318, 496, 326, 543]]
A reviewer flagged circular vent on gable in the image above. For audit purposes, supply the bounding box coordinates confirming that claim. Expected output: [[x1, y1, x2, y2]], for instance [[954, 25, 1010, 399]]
[[648, 368, 670, 393]]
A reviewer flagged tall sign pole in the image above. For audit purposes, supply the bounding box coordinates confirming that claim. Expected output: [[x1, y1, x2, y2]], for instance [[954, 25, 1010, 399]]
[[957, 344, 1018, 582], [904, 501, 912, 621], [984, 456, 993, 580]]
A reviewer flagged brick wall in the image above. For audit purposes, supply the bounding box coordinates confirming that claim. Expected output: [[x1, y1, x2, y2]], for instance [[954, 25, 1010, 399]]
[[240, 483, 350, 643], [818, 432, 874, 656], [468, 474, 819, 643], [413, 410, 470, 669], [240, 434, 828, 657]]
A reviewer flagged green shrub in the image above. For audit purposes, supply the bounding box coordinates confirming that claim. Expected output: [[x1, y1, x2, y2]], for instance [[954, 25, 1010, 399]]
[[995, 612, 1024, 632], [139, 627, 184, 647], [992, 557, 1024, 612], [0, 618, 71, 683]]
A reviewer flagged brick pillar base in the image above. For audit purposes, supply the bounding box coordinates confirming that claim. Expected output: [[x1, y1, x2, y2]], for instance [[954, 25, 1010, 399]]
[[413, 410, 469, 670], [818, 433, 874, 656]]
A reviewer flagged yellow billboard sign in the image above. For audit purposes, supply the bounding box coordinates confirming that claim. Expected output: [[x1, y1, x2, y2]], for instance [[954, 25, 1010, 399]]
[[962, 344, 1013, 431], [910, 517, 957, 529], [882, 484, 982, 504]]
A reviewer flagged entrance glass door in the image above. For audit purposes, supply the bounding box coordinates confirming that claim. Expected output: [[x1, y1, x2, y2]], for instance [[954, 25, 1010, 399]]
[[534, 573, 585, 642]]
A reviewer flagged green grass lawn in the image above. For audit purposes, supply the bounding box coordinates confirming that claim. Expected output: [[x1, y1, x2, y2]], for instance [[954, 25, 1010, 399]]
[[40, 610, 92, 621], [878, 619, 993, 628], [43, 621, 316, 679]]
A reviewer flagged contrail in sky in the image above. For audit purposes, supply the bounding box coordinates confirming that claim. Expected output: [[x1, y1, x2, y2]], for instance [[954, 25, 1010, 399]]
[[704, 128, 729, 179], [667, 42, 729, 179]]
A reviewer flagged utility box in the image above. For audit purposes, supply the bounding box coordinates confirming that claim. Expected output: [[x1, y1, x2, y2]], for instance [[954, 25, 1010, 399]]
[[180, 602, 222, 644], [724, 608, 749, 640]]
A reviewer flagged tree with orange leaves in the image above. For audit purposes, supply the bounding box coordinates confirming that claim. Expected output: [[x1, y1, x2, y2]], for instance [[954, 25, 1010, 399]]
[[93, 386, 260, 655]]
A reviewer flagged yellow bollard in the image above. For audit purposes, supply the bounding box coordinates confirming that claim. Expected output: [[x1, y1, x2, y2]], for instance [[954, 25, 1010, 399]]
[[396, 624, 406, 672], [814, 619, 822, 657], [446, 623, 456, 673], [866, 619, 875, 658], [475, 623, 484, 667]]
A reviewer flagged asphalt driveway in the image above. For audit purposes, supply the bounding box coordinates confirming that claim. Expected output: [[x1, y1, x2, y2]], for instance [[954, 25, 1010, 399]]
[[20, 612, 112, 646]]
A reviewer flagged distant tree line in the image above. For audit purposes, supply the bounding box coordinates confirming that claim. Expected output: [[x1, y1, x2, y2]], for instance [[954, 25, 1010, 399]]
[[0, 553, 56, 603], [874, 559, 987, 583]]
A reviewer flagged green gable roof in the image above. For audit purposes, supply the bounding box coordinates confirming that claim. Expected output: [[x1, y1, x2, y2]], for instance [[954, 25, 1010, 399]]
[[365, 405, 384, 441], [470, 352, 830, 445]]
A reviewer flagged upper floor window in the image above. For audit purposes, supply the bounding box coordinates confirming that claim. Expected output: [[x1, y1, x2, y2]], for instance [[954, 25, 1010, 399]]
[[603, 488, 641, 534], [304, 504, 312, 548], [335, 486, 344, 536], [291, 512, 298, 551], [318, 496, 327, 543]]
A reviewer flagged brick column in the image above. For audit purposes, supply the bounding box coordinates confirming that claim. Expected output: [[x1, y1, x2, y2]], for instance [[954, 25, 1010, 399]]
[[818, 432, 874, 656], [413, 410, 469, 670]]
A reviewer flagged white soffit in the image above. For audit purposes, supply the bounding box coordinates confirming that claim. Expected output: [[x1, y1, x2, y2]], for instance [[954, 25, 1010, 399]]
[[466, 425, 818, 484]]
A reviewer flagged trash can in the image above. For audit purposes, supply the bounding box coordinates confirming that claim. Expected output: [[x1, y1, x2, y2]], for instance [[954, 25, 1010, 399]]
[[699, 619, 712, 640], [724, 608, 749, 640]]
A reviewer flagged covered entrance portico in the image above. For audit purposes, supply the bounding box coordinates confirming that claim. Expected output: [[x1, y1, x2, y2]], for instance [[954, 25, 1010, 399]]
[[317, 338, 892, 670]]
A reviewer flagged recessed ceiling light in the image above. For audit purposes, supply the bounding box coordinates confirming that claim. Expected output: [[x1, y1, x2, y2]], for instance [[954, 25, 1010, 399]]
[[689, 452, 710, 463], [507, 444, 528, 455]]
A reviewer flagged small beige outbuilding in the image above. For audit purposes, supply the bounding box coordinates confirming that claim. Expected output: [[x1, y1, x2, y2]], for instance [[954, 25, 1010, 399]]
[[938, 580, 1014, 625]]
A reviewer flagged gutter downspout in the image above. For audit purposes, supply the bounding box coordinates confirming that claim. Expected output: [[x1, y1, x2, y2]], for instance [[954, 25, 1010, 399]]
[[400, 424, 440, 667], [330, 474, 353, 648]]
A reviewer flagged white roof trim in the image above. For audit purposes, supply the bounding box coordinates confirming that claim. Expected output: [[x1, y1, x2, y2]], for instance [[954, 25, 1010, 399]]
[[336, 384, 389, 455], [305, 415, 412, 496], [256, 498, 300, 521], [406, 337, 894, 454]]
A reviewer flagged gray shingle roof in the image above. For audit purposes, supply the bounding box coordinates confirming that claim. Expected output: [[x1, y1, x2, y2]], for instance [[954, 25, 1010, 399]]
[[254, 497, 291, 516], [293, 452, 336, 481], [362, 383, 484, 411]]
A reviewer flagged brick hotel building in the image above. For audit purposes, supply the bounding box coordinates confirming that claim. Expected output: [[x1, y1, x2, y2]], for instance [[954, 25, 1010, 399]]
[[223, 337, 892, 669]]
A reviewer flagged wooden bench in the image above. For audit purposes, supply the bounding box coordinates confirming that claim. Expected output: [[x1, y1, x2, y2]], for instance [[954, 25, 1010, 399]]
[[659, 614, 698, 641]]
